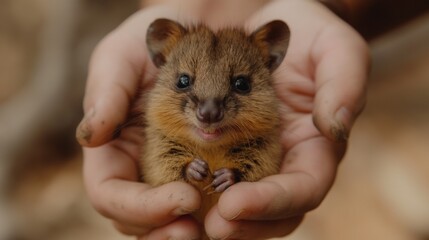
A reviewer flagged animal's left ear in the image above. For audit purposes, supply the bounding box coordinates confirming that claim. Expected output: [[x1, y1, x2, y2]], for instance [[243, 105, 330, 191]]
[[250, 20, 290, 72]]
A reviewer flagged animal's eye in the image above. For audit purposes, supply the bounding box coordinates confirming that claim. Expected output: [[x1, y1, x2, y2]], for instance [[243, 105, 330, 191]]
[[232, 76, 251, 94], [176, 74, 191, 90]]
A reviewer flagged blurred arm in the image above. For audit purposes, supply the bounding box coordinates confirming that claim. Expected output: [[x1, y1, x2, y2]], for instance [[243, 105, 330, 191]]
[[319, 0, 429, 39]]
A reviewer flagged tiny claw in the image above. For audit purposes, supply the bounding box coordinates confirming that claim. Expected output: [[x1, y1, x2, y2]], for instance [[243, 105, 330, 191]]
[[207, 168, 237, 193], [214, 181, 234, 193], [203, 183, 213, 191], [185, 158, 210, 182], [206, 190, 216, 195]]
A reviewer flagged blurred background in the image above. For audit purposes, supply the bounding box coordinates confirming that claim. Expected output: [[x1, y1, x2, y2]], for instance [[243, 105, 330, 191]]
[[0, 0, 428, 239]]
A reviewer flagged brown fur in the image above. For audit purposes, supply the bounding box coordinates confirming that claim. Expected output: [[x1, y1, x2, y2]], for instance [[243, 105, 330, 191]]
[[140, 19, 289, 236]]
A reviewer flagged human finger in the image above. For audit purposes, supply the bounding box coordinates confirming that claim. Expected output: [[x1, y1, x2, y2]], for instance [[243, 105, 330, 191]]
[[83, 144, 201, 227], [215, 135, 342, 221], [113, 215, 200, 239], [311, 25, 369, 142], [75, 20, 153, 147], [138, 215, 201, 240], [92, 180, 201, 227], [113, 221, 150, 236], [205, 208, 303, 240]]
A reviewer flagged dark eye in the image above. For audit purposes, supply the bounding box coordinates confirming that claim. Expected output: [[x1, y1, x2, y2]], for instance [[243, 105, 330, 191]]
[[232, 76, 251, 94], [176, 74, 191, 90]]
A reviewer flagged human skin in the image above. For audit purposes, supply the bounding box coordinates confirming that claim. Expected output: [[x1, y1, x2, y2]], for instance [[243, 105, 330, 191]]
[[76, 0, 369, 239]]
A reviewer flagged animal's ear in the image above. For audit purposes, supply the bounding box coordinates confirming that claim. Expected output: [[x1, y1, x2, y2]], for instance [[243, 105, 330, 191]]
[[146, 18, 186, 68], [250, 20, 290, 72]]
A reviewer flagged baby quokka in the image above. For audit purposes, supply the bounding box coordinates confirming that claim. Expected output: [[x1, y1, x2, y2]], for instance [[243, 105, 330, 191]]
[[140, 18, 290, 236]]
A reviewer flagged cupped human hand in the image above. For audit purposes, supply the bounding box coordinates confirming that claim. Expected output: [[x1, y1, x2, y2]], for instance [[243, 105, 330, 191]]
[[204, 0, 369, 239], [76, 0, 369, 239], [76, 5, 204, 239]]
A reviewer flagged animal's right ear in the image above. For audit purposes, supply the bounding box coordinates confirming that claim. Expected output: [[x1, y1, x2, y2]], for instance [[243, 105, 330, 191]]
[[146, 18, 186, 68]]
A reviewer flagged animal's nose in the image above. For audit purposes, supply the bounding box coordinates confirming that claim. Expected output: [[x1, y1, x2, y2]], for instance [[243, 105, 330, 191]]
[[196, 99, 224, 124]]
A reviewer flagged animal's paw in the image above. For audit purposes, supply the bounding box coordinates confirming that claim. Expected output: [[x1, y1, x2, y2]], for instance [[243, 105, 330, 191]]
[[205, 168, 237, 194], [185, 158, 210, 181]]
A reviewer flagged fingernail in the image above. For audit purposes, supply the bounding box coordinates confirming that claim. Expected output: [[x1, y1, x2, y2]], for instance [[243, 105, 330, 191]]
[[76, 108, 95, 145], [332, 107, 351, 142]]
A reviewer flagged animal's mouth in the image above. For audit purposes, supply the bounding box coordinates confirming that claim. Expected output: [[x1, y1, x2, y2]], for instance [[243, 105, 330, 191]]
[[195, 127, 223, 142]]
